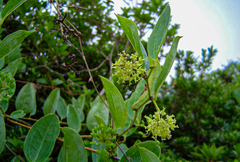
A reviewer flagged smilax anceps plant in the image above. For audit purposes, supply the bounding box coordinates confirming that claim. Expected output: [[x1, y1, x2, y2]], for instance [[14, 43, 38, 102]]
[[0, 1, 181, 161]]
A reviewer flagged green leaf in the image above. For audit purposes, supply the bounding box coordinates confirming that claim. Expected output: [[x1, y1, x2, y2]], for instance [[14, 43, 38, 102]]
[[24, 114, 60, 162], [67, 105, 81, 133], [154, 36, 181, 99], [58, 127, 87, 162], [0, 58, 21, 77], [0, 99, 8, 112], [0, 110, 6, 154], [137, 141, 161, 158], [52, 79, 63, 86], [43, 88, 60, 115], [98, 149, 113, 162], [57, 97, 67, 120], [94, 115, 107, 128], [117, 79, 145, 136], [139, 147, 160, 162], [86, 97, 109, 131], [10, 110, 26, 119], [233, 90, 240, 105], [116, 15, 143, 58], [0, 0, 27, 26], [73, 95, 85, 122], [117, 144, 128, 159], [15, 83, 36, 116], [100, 76, 127, 129], [0, 58, 4, 69], [140, 42, 150, 70], [147, 5, 170, 59], [0, 30, 35, 60]]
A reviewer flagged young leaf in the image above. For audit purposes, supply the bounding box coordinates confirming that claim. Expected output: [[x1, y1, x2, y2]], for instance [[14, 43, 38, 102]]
[[15, 83, 36, 116], [86, 98, 109, 131], [147, 5, 170, 59], [58, 127, 87, 162], [24, 114, 60, 162], [0, 58, 21, 77], [100, 76, 127, 129], [67, 105, 81, 133], [0, 0, 27, 26], [0, 111, 6, 154], [10, 110, 26, 119], [0, 30, 35, 60], [154, 36, 181, 99], [57, 97, 67, 120], [43, 88, 60, 115], [116, 15, 143, 58]]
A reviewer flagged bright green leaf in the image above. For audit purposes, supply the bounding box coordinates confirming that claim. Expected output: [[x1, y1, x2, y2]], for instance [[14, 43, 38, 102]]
[[86, 97, 109, 131], [94, 115, 107, 128], [116, 15, 143, 58], [100, 76, 127, 129], [57, 97, 67, 120], [43, 88, 60, 115], [24, 114, 60, 162], [0, 111, 5, 154], [0, 30, 35, 60], [58, 127, 87, 162], [67, 105, 81, 133], [10, 110, 26, 119], [147, 5, 170, 59], [0, 0, 27, 26], [15, 83, 36, 116], [154, 36, 181, 100]]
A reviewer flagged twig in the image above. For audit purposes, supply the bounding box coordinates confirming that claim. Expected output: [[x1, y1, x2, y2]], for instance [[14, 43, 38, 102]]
[[115, 141, 130, 162], [5, 144, 24, 162]]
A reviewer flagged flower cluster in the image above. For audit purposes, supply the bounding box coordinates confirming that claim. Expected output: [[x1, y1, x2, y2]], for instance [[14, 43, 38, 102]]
[[90, 124, 116, 150], [0, 72, 15, 101], [140, 107, 178, 141], [112, 51, 146, 84]]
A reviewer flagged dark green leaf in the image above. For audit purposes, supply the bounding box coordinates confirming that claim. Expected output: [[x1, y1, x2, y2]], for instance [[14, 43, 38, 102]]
[[73, 95, 85, 122], [98, 149, 113, 162], [0, 99, 8, 112], [86, 97, 109, 131], [0, 110, 5, 154], [0, 58, 21, 77], [15, 83, 36, 115], [24, 114, 60, 162], [58, 127, 87, 162], [0, 30, 35, 60], [137, 141, 161, 158], [0, 58, 4, 69], [116, 15, 143, 58], [117, 144, 128, 159], [139, 147, 160, 162], [10, 110, 26, 119], [43, 88, 60, 115], [154, 36, 181, 99], [100, 76, 127, 129], [147, 5, 170, 59], [67, 105, 81, 132], [0, 0, 27, 26]]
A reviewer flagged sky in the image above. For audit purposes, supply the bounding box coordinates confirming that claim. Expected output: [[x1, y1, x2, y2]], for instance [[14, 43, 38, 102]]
[[112, 0, 240, 79]]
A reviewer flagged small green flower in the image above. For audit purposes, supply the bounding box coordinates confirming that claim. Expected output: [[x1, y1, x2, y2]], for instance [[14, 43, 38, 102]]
[[112, 51, 146, 84], [141, 107, 178, 141]]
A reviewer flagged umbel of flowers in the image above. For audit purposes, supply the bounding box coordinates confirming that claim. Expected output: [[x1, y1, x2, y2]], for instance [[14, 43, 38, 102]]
[[111, 51, 146, 84]]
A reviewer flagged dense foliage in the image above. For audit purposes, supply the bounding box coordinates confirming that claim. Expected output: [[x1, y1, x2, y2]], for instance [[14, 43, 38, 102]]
[[0, 0, 240, 161]]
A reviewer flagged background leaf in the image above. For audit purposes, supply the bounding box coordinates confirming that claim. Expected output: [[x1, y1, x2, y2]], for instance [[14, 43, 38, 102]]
[[67, 105, 81, 133], [15, 83, 36, 115], [147, 5, 170, 59], [58, 127, 87, 162], [0, 111, 5, 154], [24, 114, 60, 162], [100, 76, 127, 129], [43, 88, 60, 115]]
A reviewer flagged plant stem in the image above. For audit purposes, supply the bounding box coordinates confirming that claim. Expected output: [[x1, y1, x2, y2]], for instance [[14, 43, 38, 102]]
[[5, 144, 24, 162]]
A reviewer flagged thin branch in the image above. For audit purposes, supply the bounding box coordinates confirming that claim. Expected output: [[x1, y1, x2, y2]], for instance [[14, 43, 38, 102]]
[[5, 144, 24, 162]]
